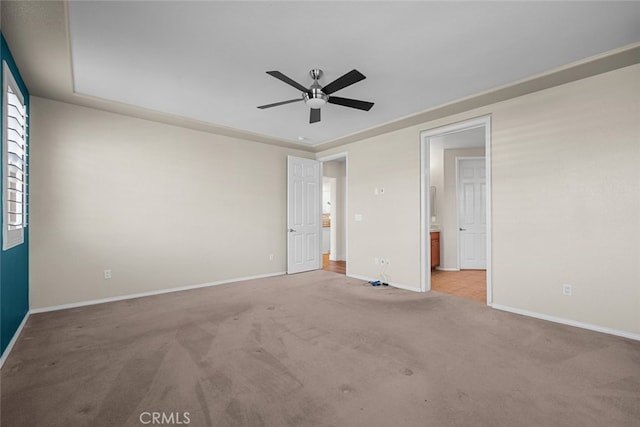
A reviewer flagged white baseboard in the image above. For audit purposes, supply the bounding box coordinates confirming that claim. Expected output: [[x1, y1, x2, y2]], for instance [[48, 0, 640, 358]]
[[435, 267, 460, 272], [30, 271, 286, 314], [492, 304, 640, 341], [9, 274, 637, 371], [347, 274, 421, 292], [0, 311, 30, 369], [345, 276, 639, 341]]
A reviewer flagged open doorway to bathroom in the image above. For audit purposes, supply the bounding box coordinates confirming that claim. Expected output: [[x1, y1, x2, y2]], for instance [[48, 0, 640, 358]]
[[320, 154, 347, 275], [421, 117, 491, 304]]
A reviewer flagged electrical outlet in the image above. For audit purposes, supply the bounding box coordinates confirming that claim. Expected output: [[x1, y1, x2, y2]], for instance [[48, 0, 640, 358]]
[[104, 269, 112, 280], [562, 284, 572, 296], [379, 187, 385, 194], [380, 258, 386, 265], [269, 254, 274, 261]]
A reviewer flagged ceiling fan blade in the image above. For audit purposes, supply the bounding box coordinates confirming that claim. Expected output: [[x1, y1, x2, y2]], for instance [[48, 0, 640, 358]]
[[266, 71, 309, 93], [328, 96, 374, 111], [257, 98, 303, 109], [310, 108, 321, 123], [322, 69, 366, 95]]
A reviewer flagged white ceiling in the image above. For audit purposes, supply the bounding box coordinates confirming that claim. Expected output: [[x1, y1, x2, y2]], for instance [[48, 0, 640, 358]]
[[66, 1, 640, 146], [29, 2, 640, 147]]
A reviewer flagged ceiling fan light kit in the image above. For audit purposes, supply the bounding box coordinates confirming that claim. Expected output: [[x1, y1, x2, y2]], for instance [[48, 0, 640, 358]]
[[258, 68, 374, 124]]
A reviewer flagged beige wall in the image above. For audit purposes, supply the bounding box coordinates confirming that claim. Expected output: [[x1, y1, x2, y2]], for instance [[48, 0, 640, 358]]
[[319, 126, 423, 289], [428, 146, 443, 231], [29, 63, 640, 336], [29, 97, 312, 308], [323, 160, 346, 261], [317, 64, 640, 335], [490, 64, 639, 334]]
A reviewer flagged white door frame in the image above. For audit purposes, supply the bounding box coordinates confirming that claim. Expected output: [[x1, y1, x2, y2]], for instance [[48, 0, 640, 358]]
[[317, 152, 348, 275], [420, 116, 493, 305]]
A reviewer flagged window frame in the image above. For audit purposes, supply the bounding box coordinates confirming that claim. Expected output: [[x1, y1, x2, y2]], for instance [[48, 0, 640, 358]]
[[2, 61, 28, 251]]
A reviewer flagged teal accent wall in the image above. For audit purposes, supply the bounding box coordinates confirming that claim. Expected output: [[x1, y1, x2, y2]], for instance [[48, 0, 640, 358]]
[[0, 33, 30, 356]]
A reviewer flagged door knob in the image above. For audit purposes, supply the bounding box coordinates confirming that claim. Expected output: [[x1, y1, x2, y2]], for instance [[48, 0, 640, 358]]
[[288, 228, 296, 232], [459, 227, 466, 231]]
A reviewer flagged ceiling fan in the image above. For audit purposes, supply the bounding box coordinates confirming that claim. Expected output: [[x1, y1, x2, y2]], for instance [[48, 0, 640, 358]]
[[257, 69, 374, 124]]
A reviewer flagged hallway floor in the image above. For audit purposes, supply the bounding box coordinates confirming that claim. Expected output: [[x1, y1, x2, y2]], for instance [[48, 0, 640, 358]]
[[323, 253, 346, 275], [431, 269, 486, 304]]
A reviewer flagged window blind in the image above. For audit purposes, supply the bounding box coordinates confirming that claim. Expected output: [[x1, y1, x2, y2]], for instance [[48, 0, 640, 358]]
[[6, 85, 27, 230]]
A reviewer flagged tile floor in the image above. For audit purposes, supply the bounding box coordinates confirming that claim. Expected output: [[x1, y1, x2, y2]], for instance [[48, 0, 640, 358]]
[[431, 269, 486, 304]]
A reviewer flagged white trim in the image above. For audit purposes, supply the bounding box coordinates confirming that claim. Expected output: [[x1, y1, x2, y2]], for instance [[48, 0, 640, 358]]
[[317, 152, 348, 163], [348, 274, 420, 293], [454, 157, 461, 270], [2, 61, 27, 251], [318, 160, 324, 270], [436, 267, 460, 272], [484, 120, 493, 303], [0, 311, 29, 369], [492, 304, 640, 342], [419, 116, 492, 304], [420, 138, 429, 291], [30, 271, 286, 314]]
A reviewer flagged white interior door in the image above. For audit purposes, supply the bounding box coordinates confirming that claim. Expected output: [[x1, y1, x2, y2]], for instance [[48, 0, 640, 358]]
[[458, 158, 487, 270], [287, 156, 321, 274]]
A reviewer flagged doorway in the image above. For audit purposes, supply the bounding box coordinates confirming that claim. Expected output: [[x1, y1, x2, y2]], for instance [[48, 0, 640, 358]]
[[420, 116, 492, 304], [319, 153, 348, 275]]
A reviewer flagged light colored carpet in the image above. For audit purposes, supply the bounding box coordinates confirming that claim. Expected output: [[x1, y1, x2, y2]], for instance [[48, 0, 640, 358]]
[[2, 270, 639, 426]]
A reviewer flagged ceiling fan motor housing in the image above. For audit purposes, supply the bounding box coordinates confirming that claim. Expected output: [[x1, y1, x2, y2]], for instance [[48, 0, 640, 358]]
[[305, 69, 328, 108], [304, 87, 328, 108]]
